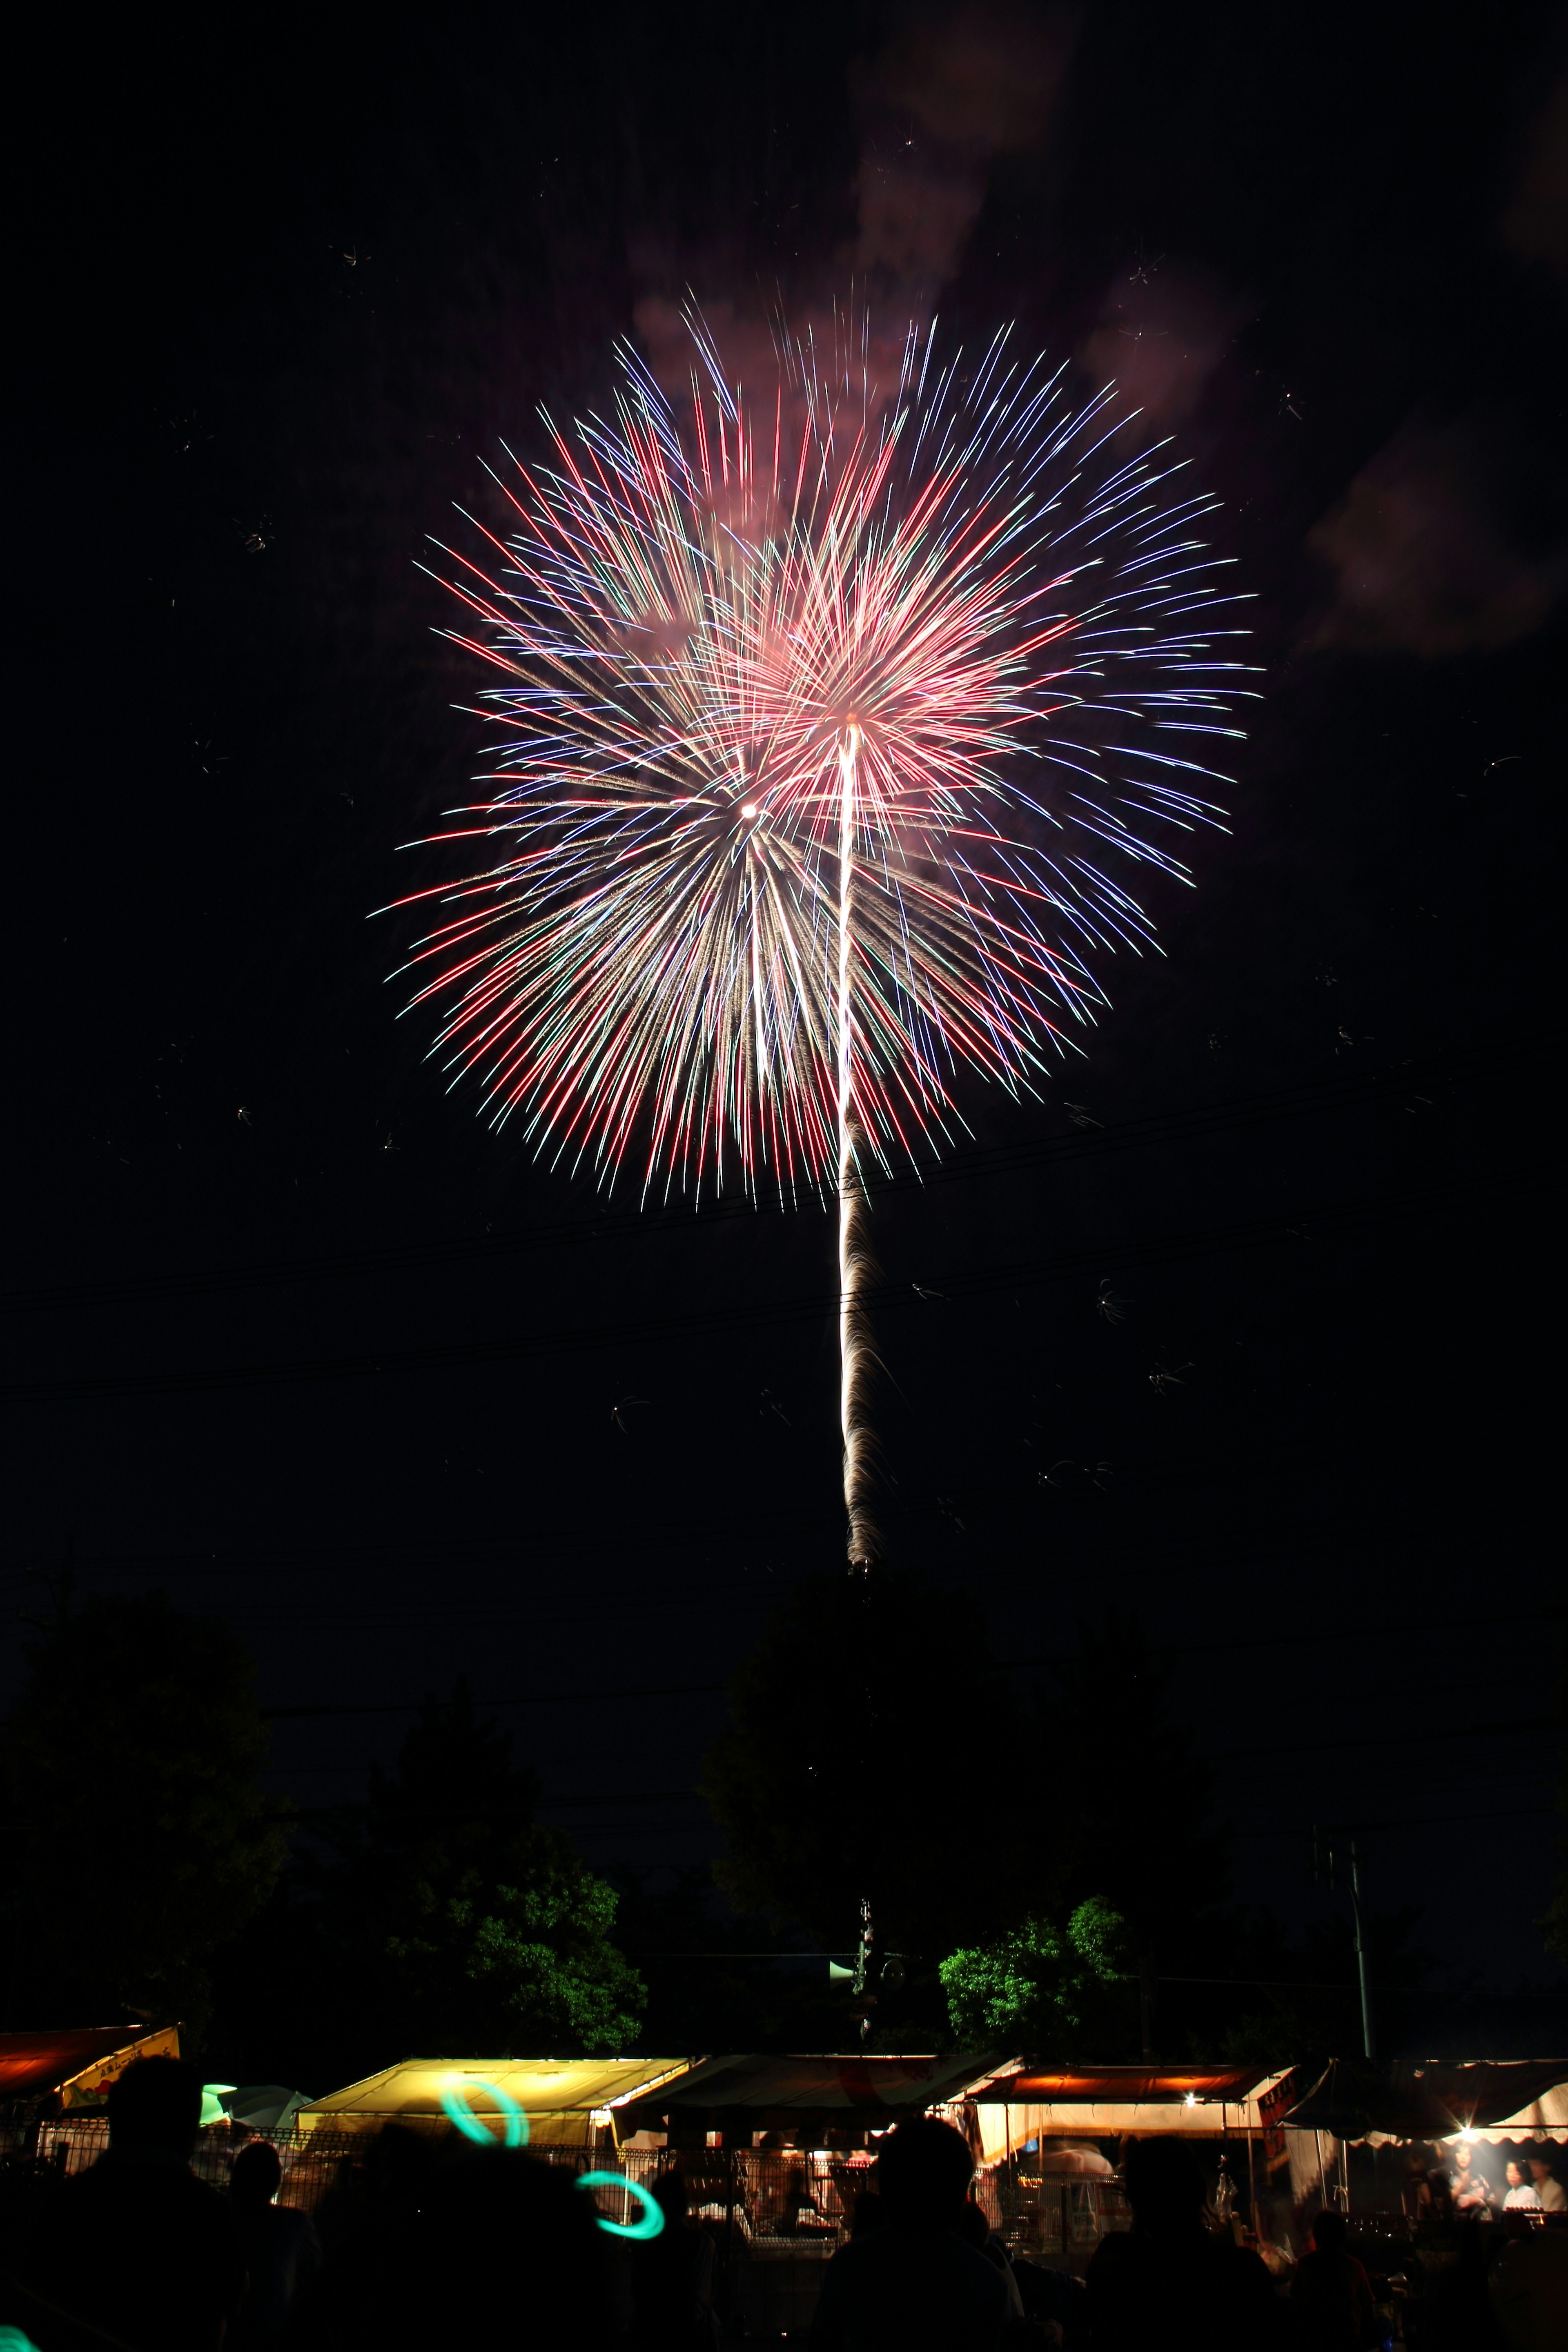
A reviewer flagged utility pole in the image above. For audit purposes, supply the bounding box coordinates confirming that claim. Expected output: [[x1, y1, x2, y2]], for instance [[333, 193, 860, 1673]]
[[1313, 1825, 1376, 2060], [851, 1896, 876, 2046], [1348, 1840, 1375, 2061]]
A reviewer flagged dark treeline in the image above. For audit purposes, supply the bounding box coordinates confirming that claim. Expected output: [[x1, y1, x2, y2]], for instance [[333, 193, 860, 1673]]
[[7, 1574, 1551, 2091]]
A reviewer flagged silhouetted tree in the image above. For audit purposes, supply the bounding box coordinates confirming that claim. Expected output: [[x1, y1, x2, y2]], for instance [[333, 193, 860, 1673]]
[[700, 1568, 1045, 2042], [247, 1684, 644, 2078], [1, 1590, 284, 2040]]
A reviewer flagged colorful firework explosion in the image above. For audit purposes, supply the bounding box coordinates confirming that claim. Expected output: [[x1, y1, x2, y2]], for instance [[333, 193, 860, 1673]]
[[391, 313, 1250, 1195], [390, 310, 1252, 1560]]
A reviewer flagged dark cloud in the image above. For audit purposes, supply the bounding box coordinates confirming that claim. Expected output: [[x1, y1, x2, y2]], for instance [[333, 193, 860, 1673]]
[[1501, 67, 1568, 283], [853, 2, 1077, 302], [1078, 264, 1239, 425], [625, 7, 1076, 413], [1305, 414, 1565, 656]]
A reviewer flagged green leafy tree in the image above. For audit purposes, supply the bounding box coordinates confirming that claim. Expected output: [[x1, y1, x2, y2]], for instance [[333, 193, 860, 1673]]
[[940, 1897, 1128, 2047], [384, 1831, 645, 2051], [302, 1685, 644, 2062], [2, 1590, 285, 2039]]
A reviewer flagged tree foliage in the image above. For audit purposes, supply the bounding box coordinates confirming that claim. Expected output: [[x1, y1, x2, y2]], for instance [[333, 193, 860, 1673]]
[[2, 1590, 284, 2035], [940, 1897, 1128, 2047], [295, 1685, 644, 2064]]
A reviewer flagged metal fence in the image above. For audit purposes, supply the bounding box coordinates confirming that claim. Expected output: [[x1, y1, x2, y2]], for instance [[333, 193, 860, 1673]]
[[13, 2123, 1129, 2334]]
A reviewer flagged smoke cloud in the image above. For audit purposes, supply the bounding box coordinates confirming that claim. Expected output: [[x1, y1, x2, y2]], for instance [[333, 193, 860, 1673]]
[[1305, 414, 1565, 657], [1078, 265, 1239, 425], [854, 3, 1076, 302]]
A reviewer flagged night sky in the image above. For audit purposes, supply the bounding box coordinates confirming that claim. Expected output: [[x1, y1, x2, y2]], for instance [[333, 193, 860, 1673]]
[[9, 6, 1565, 2034]]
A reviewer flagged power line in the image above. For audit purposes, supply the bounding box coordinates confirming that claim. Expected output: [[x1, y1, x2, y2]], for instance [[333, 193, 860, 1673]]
[[1209, 1717, 1556, 1763], [0, 1496, 1381, 1588], [4, 1162, 1547, 1407], [989, 1606, 1562, 1677], [261, 1701, 1561, 1764], [2, 1044, 1519, 1320], [1229, 1806, 1556, 1839], [263, 1682, 722, 1719]]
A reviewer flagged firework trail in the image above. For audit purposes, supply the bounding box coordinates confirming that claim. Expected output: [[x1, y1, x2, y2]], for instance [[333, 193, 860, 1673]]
[[390, 312, 1252, 1564]]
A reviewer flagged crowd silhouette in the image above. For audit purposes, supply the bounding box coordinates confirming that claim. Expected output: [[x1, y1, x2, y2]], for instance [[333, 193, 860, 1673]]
[[2, 2058, 1566, 2349]]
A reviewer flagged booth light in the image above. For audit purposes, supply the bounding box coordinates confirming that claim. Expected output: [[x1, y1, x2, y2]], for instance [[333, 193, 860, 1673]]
[[1183, 2094, 1198, 2109]]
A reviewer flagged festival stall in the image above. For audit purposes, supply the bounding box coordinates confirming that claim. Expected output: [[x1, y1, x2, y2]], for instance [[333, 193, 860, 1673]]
[[296, 2055, 692, 2147], [1281, 2057, 1568, 2227], [616, 2051, 1002, 2148], [612, 2052, 1003, 2337], [957, 2061, 1299, 2267], [0, 2024, 182, 2116]]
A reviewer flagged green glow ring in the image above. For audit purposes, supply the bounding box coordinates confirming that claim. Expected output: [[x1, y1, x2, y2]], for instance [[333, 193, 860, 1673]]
[[577, 2169, 665, 2239], [439, 2077, 529, 2147]]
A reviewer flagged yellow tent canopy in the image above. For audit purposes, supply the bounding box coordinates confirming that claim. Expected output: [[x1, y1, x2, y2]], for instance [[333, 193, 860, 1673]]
[[297, 2057, 693, 2146]]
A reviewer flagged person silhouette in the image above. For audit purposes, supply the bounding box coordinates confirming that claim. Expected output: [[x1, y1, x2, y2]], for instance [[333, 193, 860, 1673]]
[[1290, 2206, 1376, 2350], [1085, 2136, 1282, 2352], [22, 2057, 245, 2352], [227, 2139, 323, 2344], [811, 2116, 1009, 2350], [294, 2143, 624, 2351], [629, 2170, 719, 2350]]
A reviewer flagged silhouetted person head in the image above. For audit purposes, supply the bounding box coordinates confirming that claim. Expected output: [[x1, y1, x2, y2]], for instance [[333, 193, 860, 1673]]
[[229, 2138, 283, 2207], [1311, 2206, 1349, 2253], [874, 2117, 975, 2225], [850, 2185, 884, 2238], [652, 2170, 690, 2227], [395, 2147, 615, 2341], [364, 2120, 437, 2198], [107, 2056, 203, 2158], [956, 2197, 990, 2250], [1122, 2136, 1206, 2233]]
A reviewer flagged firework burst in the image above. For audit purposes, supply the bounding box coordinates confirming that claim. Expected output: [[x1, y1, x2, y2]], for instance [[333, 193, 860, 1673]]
[[390, 310, 1253, 1559]]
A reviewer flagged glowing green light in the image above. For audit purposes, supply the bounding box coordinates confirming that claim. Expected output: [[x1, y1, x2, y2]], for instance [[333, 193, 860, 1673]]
[[0, 2328, 41, 2352], [440, 2077, 530, 2147], [577, 2170, 665, 2239]]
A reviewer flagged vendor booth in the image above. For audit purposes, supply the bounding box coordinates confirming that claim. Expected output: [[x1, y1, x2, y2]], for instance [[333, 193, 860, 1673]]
[[0, 2025, 182, 2154], [959, 2062, 1299, 2271], [296, 2055, 692, 2146], [617, 2050, 1002, 2146], [1281, 2056, 1568, 2232], [0, 2025, 181, 2116], [611, 2053, 1002, 2338]]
